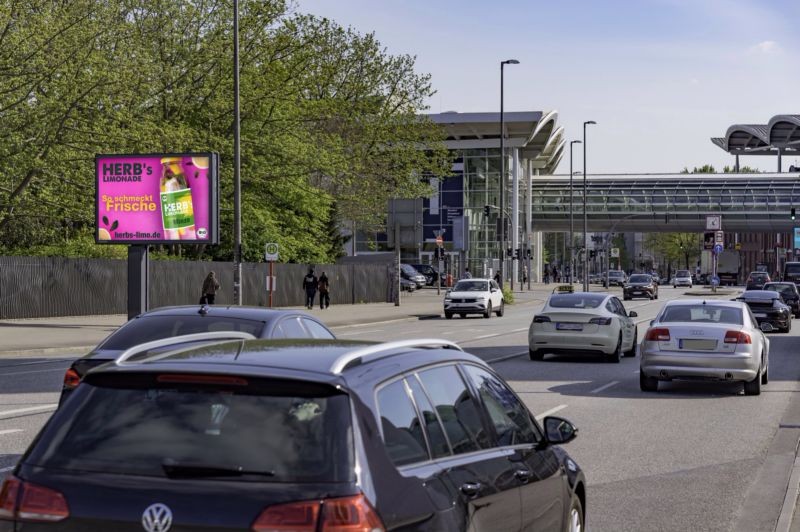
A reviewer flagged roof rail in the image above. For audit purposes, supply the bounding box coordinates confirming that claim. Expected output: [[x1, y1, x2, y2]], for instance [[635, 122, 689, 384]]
[[330, 339, 463, 374], [115, 332, 256, 366]]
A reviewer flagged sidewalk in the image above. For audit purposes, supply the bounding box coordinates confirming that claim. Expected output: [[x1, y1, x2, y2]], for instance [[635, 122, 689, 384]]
[[0, 286, 548, 358]]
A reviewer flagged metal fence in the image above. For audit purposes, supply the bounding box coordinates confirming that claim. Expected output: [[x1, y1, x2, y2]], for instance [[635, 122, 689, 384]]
[[0, 256, 393, 319]]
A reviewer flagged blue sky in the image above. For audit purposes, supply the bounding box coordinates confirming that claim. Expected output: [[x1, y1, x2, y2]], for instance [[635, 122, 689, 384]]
[[297, 0, 800, 173]]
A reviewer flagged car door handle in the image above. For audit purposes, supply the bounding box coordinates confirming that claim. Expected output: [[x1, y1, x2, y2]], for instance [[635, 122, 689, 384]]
[[514, 469, 534, 482], [459, 482, 482, 498]]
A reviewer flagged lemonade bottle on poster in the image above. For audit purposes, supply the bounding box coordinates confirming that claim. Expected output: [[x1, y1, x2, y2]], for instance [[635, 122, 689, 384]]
[[159, 157, 197, 240]]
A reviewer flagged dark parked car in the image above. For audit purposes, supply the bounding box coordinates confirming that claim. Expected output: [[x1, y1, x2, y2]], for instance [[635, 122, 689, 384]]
[[623, 274, 659, 300], [746, 271, 771, 290], [0, 337, 587, 531], [400, 263, 426, 288], [409, 263, 440, 286], [763, 282, 800, 315], [736, 290, 792, 333], [58, 305, 335, 405]]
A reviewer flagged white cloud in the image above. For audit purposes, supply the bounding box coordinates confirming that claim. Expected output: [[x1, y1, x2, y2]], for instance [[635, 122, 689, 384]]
[[748, 40, 782, 55]]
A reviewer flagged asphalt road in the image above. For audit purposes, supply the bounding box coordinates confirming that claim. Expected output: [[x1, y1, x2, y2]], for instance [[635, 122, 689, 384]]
[[2, 285, 799, 531]]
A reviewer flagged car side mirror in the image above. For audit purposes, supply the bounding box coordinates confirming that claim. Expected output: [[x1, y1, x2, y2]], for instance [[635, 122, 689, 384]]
[[649, 320, 655, 326], [760, 322, 774, 332], [629, 311, 638, 318], [544, 416, 578, 444], [491, 288, 497, 293]]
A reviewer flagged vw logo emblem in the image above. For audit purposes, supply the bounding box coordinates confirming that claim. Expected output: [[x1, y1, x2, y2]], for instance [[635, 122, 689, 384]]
[[142, 503, 173, 532]]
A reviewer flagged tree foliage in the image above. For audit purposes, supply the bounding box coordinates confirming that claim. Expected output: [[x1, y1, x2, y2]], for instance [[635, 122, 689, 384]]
[[0, 0, 450, 261]]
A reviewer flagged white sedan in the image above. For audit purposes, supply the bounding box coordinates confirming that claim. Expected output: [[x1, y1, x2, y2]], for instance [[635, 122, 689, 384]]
[[443, 278, 504, 319], [528, 291, 638, 362], [640, 299, 769, 395]]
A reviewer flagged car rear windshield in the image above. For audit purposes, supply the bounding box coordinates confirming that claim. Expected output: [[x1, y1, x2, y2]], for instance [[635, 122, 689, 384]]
[[99, 316, 265, 350], [453, 281, 489, 292], [548, 294, 606, 309], [749, 273, 768, 279], [764, 284, 795, 296], [660, 305, 742, 325], [628, 275, 650, 283], [30, 375, 354, 483], [785, 264, 800, 275], [609, 271, 625, 277]]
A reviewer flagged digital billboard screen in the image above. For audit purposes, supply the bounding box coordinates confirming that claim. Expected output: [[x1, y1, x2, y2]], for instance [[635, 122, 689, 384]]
[[96, 153, 219, 244]]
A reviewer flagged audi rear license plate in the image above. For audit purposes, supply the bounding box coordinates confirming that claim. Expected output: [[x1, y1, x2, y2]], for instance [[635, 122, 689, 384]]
[[556, 323, 583, 331], [679, 339, 716, 350]]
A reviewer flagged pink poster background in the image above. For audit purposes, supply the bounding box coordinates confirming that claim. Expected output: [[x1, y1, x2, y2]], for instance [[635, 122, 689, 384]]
[[96, 155, 211, 242]]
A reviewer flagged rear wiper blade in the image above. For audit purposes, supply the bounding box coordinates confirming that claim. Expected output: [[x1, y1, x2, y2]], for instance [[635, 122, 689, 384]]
[[161, 459, 275, 479]]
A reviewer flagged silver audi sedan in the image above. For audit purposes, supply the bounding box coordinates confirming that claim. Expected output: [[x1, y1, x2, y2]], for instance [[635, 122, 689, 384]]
[[640, 299, 769, 395]]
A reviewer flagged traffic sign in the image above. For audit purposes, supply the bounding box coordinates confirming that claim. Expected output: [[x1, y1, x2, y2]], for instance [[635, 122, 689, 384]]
[[713, 244, 723, 254], [711, 275, 720, 286], [610, 247, 620, 258], [264, 242, 279, 261], [706, 215, 721, 230], [714, 231, 724, 244]]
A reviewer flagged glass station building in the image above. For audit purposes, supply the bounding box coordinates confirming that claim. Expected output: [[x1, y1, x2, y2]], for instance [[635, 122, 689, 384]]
[[351, 111, 564, 283]]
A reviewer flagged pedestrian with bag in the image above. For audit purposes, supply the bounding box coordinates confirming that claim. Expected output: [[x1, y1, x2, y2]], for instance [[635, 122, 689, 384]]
[[201, 271, 220, 305], [302, 268, 318, 309], [318, 272, 330, 309]]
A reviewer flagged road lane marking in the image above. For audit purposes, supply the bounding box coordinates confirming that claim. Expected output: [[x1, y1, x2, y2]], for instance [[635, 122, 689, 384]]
[[0, 429, 22, 436], [535, 404, 567, 420], [0, 404, 58, 418], [336, 329, 384, 337], [0, 368, 66, 377], [590, 380, 619, 394], [0, 466, 13, 473], [486, 350, 528, 364], [511, 327, 528, 333], [474, 333, 500, 340]]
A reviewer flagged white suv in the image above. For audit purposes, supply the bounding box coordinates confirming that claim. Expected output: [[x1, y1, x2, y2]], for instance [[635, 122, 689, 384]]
[[444, 278, 505, 319], [673, 270, 693, 288]]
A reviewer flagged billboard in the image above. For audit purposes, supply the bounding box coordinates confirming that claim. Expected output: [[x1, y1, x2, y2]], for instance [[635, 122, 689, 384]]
[[795, 228, 800, 250], [96, 153, 219, 244]]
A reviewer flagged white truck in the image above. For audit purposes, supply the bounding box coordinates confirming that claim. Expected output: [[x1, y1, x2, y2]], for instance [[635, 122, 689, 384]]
[[717, 250, 741, 286]]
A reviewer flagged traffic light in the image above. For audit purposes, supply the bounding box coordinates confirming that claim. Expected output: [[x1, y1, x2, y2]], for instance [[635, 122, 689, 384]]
[[792, 207, 796, 221], [483, 205, 490, 217]]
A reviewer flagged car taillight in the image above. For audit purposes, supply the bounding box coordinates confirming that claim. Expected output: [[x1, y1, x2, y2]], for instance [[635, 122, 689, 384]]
[[724, 331, 752, 344], [532, 315, 551, 323], [0, 476, 20, 519], [0, 476, 69, 522], [589, 317, 612, 325], [62, 368, 81, 390], [252, 494, 385, 532], [645, 328, 670, 341]]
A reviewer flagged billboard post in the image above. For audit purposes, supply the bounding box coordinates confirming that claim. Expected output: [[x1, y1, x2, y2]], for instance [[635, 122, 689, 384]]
[[96, 153, 219, 318]]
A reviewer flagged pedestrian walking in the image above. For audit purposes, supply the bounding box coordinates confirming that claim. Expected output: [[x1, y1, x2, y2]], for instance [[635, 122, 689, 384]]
[[522, 265, 528, 284], [494, 271, 502, 286], [318, 272, 330, 309], [302, 268, 318, 309], [201, 271, 220, 305], [463, 267, 472, 279], [544, 268, 550, 285]]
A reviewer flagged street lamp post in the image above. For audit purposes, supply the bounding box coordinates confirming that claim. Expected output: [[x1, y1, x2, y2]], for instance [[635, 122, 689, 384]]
[[499, 59, 519, 287], [569, 140, 581, 284], [582, 120, 596, 292], [232, 0, 242, 305]]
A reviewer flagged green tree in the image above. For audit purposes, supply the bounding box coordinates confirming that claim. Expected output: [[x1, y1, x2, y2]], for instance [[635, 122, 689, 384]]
[[0, 1, 450, 262]]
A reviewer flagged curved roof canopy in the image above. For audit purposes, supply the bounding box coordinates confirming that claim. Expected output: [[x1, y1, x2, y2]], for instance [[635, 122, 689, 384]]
[[713, 114, 800, 155], [428, 110, 562, 174]]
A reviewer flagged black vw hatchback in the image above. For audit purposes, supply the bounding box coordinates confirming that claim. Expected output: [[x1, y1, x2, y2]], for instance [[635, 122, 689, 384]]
[[1, 337, 586, 531]]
